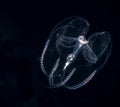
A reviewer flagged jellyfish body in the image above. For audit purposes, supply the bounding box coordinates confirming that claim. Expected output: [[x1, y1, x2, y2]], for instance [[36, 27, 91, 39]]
[[40, 16, 112, 90]]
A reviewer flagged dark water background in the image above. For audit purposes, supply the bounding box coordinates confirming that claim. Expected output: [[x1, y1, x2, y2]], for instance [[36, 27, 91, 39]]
[[0, 0, 118, 107]]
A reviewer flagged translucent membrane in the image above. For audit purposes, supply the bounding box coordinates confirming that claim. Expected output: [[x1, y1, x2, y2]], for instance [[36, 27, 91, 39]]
[[40, 16, 112, 90]]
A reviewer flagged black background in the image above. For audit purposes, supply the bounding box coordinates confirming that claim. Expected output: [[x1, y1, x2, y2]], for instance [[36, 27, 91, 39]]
[[0, 0, 119, 107]]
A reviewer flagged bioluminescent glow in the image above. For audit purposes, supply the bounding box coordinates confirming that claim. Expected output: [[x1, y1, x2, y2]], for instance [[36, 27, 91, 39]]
[[40, 16, 112, 90]]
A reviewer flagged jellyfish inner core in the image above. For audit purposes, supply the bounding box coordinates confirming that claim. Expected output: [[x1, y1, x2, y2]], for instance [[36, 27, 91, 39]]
[[63, 36, 97, 70]]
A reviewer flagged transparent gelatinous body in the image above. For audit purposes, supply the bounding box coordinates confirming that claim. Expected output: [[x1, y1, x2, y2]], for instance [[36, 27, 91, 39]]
[[40, 16, 112, 90]]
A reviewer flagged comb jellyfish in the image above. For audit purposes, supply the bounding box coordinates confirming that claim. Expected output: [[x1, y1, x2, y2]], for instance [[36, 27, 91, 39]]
[[40, 16, 112, 90]]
